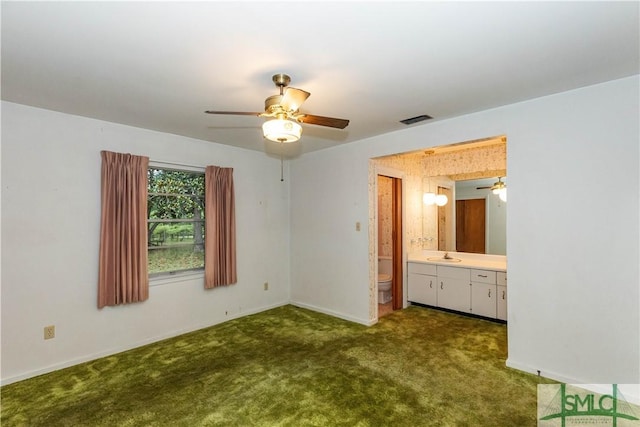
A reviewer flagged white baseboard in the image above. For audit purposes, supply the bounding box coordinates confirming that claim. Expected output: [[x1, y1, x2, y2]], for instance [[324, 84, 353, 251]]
[[506, 358, 640, 404], [289, 300, 374, 326], [1, 301, 288, 386]]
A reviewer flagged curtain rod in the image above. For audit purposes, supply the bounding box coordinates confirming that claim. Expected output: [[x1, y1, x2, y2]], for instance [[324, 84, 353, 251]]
[[149, 159, 207, 171]]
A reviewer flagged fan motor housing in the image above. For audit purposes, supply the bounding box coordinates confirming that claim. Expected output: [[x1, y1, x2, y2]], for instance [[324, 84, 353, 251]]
[[265, 94, 290, 117]]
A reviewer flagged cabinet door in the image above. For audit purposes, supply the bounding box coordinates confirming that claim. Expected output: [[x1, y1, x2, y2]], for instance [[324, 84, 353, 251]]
[[438, 277, 470, 313], [497, 285, 507, 321], [497, 271, 507, 286], [408, 273, 437, 306], [471, 282, 497, 318]]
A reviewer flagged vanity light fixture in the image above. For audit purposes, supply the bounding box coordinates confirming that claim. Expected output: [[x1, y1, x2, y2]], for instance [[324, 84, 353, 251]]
[[262, 118, 302, 143], [423, 192, 437, 205], [424, 178, 448, 206], [435, 194, 448, 206], [423, 191, 448, 206]]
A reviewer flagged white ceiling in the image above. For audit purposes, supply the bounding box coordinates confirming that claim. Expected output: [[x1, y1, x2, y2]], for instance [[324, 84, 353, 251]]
[[2, 1, 638, 157]]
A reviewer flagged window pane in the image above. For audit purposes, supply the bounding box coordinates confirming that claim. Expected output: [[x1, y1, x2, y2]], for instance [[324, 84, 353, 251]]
[[148, 220, 205, 275], [147, 168, 205, 276]]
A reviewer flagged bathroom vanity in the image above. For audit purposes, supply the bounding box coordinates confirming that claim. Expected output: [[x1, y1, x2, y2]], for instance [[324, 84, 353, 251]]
[[407, 251, 507, 321]]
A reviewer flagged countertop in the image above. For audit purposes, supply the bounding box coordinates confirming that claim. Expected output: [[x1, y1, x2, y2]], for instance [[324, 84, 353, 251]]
[[408, 251, 507, 272]]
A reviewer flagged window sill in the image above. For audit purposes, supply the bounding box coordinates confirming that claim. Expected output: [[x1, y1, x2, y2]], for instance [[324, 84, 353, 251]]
[[149, 270, 204, 287]]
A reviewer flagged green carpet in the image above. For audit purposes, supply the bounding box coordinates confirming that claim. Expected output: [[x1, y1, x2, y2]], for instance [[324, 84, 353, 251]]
[[1, 305, 552, 426]]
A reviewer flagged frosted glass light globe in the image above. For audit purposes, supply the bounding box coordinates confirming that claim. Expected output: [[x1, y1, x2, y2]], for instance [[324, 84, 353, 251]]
[[435, 194, 448, 206], [423, 192, 436, 205]]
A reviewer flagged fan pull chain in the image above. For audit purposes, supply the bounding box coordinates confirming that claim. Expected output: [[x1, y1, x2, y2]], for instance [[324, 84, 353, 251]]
[[279, 140, 285, 182]]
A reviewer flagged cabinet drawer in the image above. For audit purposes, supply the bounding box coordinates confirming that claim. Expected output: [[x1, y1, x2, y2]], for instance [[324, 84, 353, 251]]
[[471, 269, 496, 284], [497, 271, 507, 286], [408, 262, 437, 276], [437, 266, 470, 280]]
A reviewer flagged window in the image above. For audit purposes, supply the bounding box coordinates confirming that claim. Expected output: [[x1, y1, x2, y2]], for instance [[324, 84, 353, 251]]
[[147, 167, 205, 277]]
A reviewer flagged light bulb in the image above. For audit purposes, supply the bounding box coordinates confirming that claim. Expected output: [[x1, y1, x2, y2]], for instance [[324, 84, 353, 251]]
[[423, 192, 436, 205], [435, 194, 448, 206]]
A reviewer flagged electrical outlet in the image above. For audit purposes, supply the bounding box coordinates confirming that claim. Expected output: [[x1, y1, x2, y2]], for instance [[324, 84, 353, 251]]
[[264, 282, 269, 291], [44, 325, 55, 340]]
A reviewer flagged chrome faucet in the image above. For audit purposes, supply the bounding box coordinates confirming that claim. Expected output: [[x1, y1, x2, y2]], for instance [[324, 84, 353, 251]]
[[443, 252, 452, 260]]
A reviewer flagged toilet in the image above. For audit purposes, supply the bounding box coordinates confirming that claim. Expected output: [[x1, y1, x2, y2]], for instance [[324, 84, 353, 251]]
[[378, 256, 393, 304], [378, 273, 392, 304]]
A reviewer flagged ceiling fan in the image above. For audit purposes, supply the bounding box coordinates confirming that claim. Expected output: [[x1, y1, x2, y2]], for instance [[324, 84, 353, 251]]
[[205, 73, 349, 143], [477, 177, 507, 202], [476, 176, 506, 191]]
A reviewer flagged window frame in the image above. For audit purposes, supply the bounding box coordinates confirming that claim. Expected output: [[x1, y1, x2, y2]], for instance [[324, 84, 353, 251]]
[[147, 162, 206, 284]]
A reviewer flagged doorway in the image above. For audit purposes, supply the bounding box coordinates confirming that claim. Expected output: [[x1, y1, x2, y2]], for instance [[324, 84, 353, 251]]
[[377, 174, 403, 317], [456, 198, 486, 253], [391, 177, 403, 311], [437, 186, 454, 251]]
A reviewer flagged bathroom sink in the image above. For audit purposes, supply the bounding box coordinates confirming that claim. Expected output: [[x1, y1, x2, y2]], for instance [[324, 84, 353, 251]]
[[427, 257, 462, 263]]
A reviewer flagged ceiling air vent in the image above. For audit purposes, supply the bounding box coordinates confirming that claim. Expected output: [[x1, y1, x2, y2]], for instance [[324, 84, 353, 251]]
[[400, 114, 433, 125]]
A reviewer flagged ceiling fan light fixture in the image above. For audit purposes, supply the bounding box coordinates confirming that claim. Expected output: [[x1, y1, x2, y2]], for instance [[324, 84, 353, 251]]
[[262, 118, 302, 143], [490, 177, 507, 202]]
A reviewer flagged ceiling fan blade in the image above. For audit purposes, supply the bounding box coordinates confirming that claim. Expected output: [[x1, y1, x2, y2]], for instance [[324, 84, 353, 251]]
[[298, 114, 349, 129], [280, 87, 310, 112], [476, 186, 492, 189], [204, 110, 262, 116]]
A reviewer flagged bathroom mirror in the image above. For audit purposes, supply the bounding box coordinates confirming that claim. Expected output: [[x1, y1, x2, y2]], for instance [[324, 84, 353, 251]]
[[416, 135, 507, 256], [422, 176, 506, 255], [372, 134, 506, 257]]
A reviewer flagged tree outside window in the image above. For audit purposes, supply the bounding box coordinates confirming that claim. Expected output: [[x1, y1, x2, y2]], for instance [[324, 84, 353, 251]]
[[147, 168, 205, 276]]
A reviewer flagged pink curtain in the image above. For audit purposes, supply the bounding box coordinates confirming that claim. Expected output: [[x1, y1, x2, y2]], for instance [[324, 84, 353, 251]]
[[98, 151, 149, 308], [205, 166, 237, 288]]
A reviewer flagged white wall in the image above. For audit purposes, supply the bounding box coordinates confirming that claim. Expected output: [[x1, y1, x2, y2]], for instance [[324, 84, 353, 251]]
[[2, 76, 638, 391], [289, 76, 639, 387], [1, 102, 291, 384], [289, 142, 372, 323]]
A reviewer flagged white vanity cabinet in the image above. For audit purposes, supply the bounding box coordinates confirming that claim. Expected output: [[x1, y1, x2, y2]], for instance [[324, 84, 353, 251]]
[[496, 272, 507, 321], [470, 269, 497, 318], [407, 259, 507, 321], [407, 263, 437, 306], [436, 266, 471, 313]]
